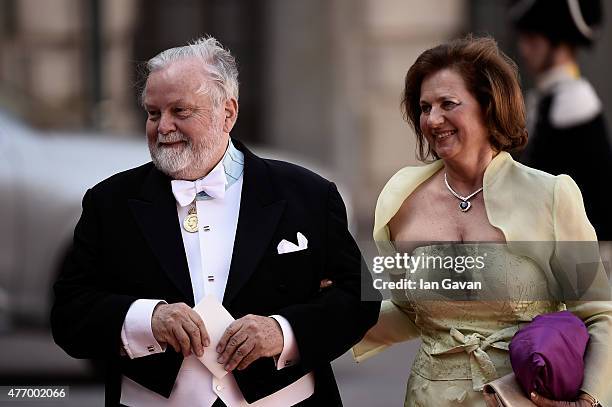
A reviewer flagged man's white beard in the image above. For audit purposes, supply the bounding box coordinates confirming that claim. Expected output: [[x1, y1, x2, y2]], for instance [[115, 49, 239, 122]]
[[148, 130, 224, 180]]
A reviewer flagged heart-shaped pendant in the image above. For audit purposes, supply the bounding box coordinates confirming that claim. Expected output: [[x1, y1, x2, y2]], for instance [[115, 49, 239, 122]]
[[459, 201, 471, 212]]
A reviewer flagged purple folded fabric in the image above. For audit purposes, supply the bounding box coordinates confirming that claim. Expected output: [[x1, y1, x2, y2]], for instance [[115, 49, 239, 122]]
[[509, 310, 589, 401]]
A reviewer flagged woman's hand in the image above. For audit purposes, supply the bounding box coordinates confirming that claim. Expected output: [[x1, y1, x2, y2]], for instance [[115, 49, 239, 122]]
[[530, 392, 594, 407]]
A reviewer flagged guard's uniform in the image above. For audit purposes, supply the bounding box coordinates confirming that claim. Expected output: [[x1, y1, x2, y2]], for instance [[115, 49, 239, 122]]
[[521, 65, 612, 240], [511, 0, 612, 241]]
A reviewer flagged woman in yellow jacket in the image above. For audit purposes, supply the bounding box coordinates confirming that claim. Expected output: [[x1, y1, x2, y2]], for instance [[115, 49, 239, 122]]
[[353, 36, 611, 407]]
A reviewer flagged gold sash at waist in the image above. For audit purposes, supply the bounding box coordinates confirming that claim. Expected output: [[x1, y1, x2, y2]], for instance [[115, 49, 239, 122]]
[[413, 326, 519, 391]]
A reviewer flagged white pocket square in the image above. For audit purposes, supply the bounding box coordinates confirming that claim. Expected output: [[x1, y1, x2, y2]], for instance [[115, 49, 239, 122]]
[[277, 232, 308, 254]]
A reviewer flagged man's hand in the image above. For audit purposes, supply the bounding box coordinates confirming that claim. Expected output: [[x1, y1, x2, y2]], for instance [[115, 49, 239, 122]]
[[530, 392, 593, 407], [151, 302, 209, 358], [319, 278, 333, 289], [216, 315, 284, 372]]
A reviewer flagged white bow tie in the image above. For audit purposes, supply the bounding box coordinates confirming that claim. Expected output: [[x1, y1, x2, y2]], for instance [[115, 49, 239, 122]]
[[171, 164, 227, 207]]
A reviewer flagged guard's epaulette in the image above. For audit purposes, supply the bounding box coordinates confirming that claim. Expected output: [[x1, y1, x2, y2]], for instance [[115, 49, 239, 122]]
[[549, 78, 602, 129]]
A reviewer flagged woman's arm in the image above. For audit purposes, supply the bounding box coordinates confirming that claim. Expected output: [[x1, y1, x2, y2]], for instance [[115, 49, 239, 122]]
[[552, 175, 612, 406], [352, 299, 420, 362]]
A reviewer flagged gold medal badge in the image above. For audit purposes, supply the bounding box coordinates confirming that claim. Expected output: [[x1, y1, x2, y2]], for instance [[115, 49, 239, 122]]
[[183, 205, 199, 233]]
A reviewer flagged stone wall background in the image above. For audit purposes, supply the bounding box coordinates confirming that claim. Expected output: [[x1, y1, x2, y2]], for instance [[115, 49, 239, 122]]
[[1, 0, 611, 237]]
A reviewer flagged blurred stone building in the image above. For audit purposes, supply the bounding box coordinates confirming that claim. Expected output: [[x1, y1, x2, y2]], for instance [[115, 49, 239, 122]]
[[1, 0, 611, 236], [0, 0, 138, 130]]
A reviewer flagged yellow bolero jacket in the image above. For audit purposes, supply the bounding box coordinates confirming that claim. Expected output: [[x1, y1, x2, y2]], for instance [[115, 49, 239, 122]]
[[354, 151, 612, 405]]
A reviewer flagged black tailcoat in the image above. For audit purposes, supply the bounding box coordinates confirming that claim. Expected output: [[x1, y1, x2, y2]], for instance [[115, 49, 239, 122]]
[[51, 140, 380, 406]]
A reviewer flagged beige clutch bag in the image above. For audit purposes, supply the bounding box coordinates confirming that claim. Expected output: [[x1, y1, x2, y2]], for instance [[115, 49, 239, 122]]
[[483, 374, 536, 407]]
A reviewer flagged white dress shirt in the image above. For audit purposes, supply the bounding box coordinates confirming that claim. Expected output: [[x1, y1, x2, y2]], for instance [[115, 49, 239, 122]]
[[119, 142, 314, 406]]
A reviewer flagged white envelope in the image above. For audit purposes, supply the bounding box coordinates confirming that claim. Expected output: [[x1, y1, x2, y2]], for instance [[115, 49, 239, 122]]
[[277, 232, 308, 254], [192, 295, 235, 379]]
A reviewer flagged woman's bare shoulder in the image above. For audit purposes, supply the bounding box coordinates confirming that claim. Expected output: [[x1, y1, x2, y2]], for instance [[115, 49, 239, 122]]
[[388, 170, 443, 241]]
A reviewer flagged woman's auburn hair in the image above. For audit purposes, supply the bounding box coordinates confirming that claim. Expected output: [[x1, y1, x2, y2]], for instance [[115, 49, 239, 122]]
[[401, 35, 528, 161]]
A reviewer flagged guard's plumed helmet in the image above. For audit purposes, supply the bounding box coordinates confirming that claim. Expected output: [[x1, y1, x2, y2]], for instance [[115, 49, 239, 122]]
[[510, 0, 603, 47]]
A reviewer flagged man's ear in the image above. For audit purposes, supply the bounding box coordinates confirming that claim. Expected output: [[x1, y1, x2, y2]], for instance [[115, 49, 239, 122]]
[[223, 98, 238, 133]]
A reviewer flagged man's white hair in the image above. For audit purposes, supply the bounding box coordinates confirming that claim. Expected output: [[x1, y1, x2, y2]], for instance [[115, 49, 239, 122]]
[[142, 36, 239, 106]]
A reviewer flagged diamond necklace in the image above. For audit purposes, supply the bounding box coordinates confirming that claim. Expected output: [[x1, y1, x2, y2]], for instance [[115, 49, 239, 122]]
[[444, 172, 483, 212]]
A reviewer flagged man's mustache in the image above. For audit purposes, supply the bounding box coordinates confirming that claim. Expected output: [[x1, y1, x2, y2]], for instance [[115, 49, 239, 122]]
[[156, 132, 189, 145]]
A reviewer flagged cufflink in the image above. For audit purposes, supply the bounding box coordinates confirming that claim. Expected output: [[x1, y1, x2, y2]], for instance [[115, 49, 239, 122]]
[[147, 345, 156, 353]]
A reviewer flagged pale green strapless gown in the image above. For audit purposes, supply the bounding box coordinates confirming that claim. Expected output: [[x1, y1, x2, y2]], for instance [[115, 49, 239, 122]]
[[387, 244, 562, 407]]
